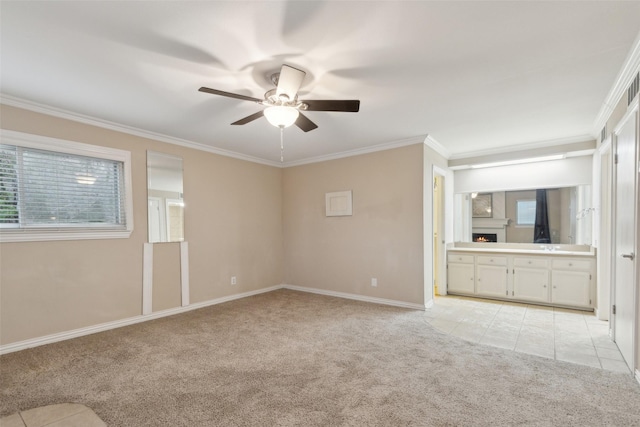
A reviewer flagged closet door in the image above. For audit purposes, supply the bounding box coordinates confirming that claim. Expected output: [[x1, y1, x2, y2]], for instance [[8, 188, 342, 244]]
[[612, 101, 638, 372]]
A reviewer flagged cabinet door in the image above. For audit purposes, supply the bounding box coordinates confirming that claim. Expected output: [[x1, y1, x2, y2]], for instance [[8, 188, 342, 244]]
[[447, 263, 475, 294], [513, 268, 549, 303], [476, 265, 507, 298], [551, 270, 591, 307]]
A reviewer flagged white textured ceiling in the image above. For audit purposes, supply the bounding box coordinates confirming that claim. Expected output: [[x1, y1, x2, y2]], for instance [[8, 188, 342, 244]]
[[1, 1, 639, 165]]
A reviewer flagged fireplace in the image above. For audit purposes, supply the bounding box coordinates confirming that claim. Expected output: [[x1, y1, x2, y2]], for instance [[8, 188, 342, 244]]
[[473, 233, 498, 243]]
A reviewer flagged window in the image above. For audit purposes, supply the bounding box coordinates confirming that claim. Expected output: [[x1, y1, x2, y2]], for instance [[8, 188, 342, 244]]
[[516, 200, 536, 226], [0, 130, 133, 242]]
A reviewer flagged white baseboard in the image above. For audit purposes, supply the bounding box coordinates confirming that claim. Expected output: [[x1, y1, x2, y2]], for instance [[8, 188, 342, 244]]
[[636, 369, 640, 386], [0, 284, 425, 355], [425, 299, 434, 309], [282, 284, 426, 311], [0, 285, 281, 355]]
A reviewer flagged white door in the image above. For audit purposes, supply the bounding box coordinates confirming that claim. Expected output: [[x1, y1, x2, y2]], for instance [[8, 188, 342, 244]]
[[613, 105, 638, 371]]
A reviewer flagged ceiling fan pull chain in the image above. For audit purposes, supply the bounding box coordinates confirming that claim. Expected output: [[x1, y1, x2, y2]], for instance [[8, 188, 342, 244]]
[[280, 126, 285, 163]]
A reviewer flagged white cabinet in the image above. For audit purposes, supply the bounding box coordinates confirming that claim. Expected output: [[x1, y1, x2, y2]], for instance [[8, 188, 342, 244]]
[[446, 250, 595, 309], [550, 259, 592, 308], [447, 254, 475, 294], [476, 256, 508, 298], [513, 258, 549, 303]]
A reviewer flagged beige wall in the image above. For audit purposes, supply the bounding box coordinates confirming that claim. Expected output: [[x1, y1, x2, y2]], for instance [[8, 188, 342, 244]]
[[0, 105, 283, 345], [283, 144, 426, 306], [0, 105, 437, 346]]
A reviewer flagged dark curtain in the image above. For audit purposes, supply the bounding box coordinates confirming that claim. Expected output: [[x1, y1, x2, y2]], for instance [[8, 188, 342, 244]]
[[533, 189, 551, 243]]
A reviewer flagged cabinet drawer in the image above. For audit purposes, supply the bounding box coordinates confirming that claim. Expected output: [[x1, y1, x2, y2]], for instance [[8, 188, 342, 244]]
[[448, 254, 474, 264], [477, 256, 507, 266], [514, 257, 549, 269], [551, 259, 591, 271]]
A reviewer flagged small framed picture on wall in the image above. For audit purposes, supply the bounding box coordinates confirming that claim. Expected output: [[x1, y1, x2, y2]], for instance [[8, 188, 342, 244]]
[[472, 193, 492, 218]]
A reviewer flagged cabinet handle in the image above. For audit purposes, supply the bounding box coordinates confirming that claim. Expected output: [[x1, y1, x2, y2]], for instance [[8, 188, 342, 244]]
[[568, 263, 573, 266], [622, 253, 635, 261]]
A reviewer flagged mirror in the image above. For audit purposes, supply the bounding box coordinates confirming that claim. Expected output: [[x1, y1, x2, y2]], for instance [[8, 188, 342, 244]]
[[147, 151, 184, 243], [455, 186, 592, 245]]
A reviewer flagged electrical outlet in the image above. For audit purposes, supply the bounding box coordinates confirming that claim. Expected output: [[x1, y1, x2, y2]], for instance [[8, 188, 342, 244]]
[[231, 276, 237, 285], [371, 277, 378, 287]]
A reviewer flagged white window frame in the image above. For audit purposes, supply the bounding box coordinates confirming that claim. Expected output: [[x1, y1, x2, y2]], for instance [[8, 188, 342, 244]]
[[516, 199, 536, 227], [0, 130, 134, 242]]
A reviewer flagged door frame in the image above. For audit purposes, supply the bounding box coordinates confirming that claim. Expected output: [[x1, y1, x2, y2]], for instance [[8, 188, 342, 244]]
[[596, 137, 612, 321]]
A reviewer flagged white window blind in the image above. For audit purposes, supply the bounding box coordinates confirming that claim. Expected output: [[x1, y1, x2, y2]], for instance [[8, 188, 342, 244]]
[[0, 130, 133, 242], [0, 144, 127, 229], [516, 200, 536, 226]]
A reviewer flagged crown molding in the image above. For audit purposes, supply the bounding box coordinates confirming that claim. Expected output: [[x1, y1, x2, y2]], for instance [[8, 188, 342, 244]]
[[0, 94, 282, 168], [592, 30, 640, 136], [282, 134, 428, 167], [1, 95, 444, 169], [424, 134, 451, 159]]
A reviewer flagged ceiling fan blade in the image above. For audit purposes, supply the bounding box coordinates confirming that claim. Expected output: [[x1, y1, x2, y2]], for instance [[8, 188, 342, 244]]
[[231, 111, 264, 125], [199, 87, 263, 103], [276, 65, 306, 101], [303, 100, 360, 112], [295, 112, 318, 132]]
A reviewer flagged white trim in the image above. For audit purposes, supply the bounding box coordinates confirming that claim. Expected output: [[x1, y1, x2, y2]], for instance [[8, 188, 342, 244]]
[[0, 285, 282, 355], [425, 299, 434, 309], [0, 129, 134, 242], [448, 134, 594, 161], [592, 31, 640, 137], [142, 243, 153, 315], [424, 134, 451, 159], [0, 94, 282, 168], [282, 284, 426, 310], [2, 129, 129, 159], [283, 135, 427, 167], [635, 369, 640, 385], [0, 230, 133, 243], [180, 242, 189, 307]]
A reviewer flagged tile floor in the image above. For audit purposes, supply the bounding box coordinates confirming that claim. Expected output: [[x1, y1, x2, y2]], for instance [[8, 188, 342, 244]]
[[425, 295, 631, 374], [0, 403, 105, 427]]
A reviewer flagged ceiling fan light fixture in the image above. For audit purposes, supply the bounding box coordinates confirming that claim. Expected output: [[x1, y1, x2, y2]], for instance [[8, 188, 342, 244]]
[[264, 105, 299, 128]]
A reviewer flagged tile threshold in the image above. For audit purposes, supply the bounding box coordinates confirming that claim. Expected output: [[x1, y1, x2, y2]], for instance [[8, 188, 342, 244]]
[[426, 295, 631, 374], [0, 403, 105, 427]]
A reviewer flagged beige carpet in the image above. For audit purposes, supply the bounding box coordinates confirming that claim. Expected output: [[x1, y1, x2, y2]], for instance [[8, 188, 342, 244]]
[[1, 289, 639, 426]]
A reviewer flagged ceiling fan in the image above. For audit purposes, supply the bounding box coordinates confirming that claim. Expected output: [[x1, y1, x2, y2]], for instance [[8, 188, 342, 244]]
[[198, 64, 360, 132]]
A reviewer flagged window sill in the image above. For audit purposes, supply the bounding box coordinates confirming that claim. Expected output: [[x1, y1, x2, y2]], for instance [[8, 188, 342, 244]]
[[0, 229, 133, 243]]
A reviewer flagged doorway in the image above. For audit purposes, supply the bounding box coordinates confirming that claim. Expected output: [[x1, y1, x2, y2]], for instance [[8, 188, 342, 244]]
[[433, 168, 446, 297]]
